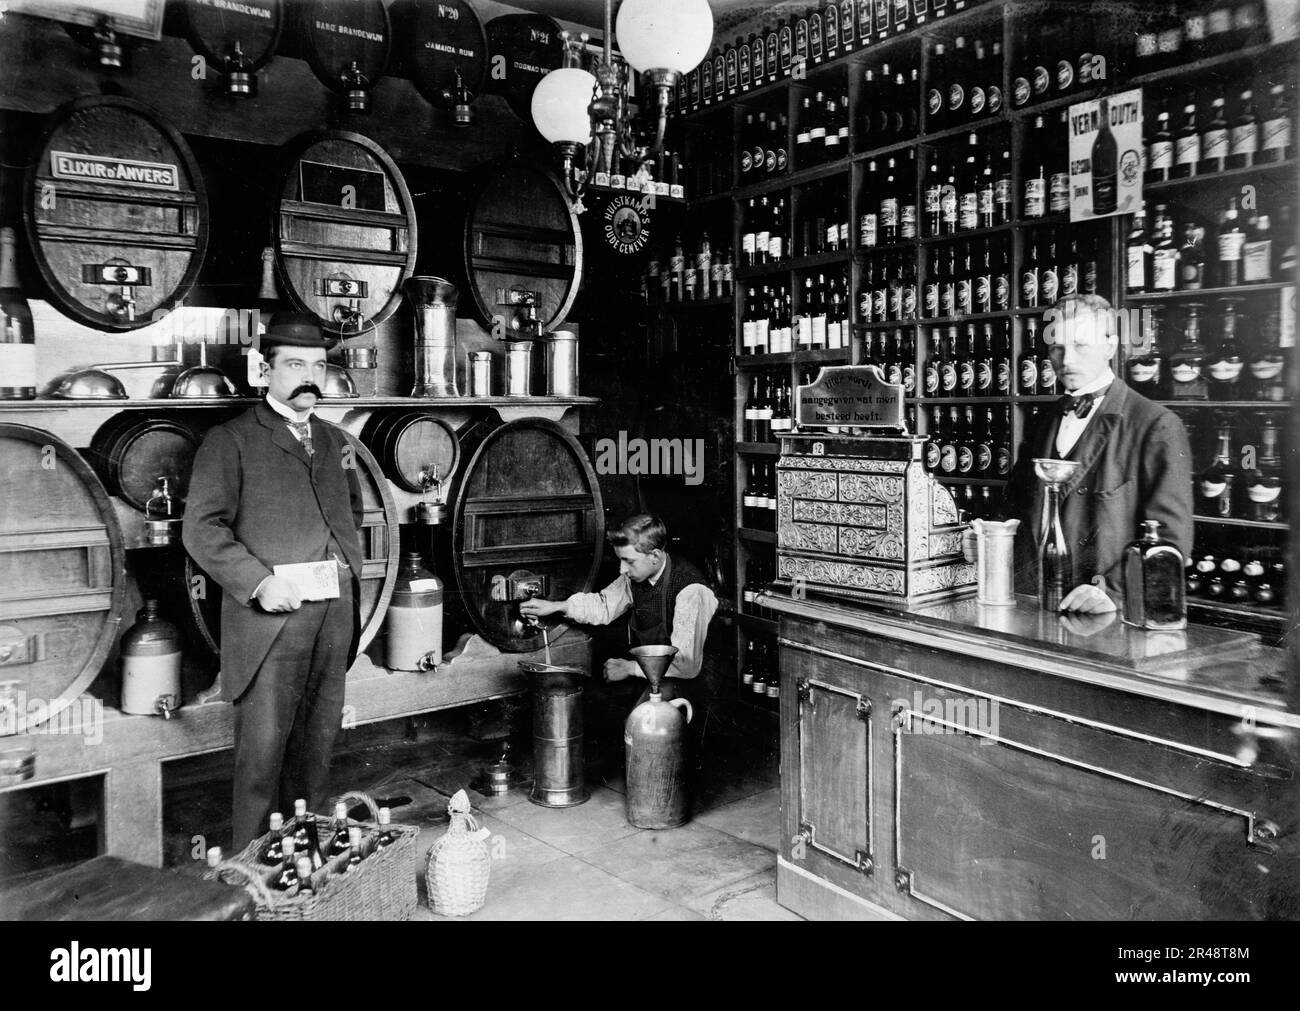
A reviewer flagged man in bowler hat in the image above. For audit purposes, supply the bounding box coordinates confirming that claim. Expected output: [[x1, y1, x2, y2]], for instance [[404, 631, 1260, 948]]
[[183, 313, 364, 846]]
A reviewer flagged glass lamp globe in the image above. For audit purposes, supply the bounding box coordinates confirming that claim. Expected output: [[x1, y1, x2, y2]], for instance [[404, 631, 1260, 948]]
[[614, 0, 713, 75], [531, 66, 598, 145]]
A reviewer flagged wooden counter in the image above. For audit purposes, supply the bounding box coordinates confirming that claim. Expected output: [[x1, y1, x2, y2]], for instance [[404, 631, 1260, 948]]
[[757, 589, 1300, 921]]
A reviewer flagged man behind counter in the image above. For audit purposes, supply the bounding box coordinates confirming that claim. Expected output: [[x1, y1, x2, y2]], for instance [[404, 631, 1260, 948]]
[[997, 293, 1193, 613], [520, 514, 718, 709]]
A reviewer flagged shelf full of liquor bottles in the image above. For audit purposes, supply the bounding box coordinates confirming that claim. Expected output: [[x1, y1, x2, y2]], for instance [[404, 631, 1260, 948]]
[[664, 0, 1299, 673]]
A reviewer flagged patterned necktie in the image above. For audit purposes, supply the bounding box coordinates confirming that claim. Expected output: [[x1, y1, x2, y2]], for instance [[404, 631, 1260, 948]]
[[288, 420, 314, 456]]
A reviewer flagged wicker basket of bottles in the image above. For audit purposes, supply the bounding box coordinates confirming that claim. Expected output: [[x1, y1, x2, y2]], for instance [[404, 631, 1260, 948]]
[[205, 791, 418, 921]]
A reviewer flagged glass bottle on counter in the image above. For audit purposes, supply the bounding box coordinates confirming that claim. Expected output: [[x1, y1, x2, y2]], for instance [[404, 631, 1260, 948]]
[[0, 226, 36, 401], [1037, 461, 1075, 611], [1170, 304, 1208, 400], [1121, 520, 1187, 631]]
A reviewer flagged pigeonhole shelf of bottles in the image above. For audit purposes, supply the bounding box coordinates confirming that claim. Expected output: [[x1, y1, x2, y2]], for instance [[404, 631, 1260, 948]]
[[207, 793, 418, 922]]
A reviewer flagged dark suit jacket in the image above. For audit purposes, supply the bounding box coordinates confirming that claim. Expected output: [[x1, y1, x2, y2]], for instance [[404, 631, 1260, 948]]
[[182, 400, 365, 701], [1005, 379, 1193, 594]]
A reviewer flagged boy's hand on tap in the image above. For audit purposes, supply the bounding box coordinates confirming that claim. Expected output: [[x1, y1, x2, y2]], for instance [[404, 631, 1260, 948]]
[[520, 598, 565, 620]]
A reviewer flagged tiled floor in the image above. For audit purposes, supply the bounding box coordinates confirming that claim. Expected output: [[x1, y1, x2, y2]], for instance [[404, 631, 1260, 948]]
[[404, 697, 799, 922], [146, 694, 800, 921]]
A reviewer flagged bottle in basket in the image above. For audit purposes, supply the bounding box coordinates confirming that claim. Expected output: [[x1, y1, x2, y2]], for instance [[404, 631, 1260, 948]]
[[376, 807, 396, 847], [329, 801, 351, 857], [273, 857, 299, 892], [426, 789, 492, 917], [342, 827, 365, 873], [294, 856, 316, 897], [260, 812, 286, 865]]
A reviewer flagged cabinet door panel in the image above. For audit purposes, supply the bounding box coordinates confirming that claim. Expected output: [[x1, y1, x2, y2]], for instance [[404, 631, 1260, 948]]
[[796, 677, 873, 874], [894, 727, 1273, 920]]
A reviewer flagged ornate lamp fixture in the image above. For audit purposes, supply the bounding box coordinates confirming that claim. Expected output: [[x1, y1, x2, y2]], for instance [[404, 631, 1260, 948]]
[[530, 0, 713, 207]]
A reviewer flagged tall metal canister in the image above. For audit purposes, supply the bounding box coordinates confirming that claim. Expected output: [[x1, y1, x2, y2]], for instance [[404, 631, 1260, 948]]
[[519, 662, 588, 807], [406, 276, 460, 396]]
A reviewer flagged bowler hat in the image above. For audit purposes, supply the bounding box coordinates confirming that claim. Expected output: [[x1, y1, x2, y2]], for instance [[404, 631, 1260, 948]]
[[260, 311, 338, 350]]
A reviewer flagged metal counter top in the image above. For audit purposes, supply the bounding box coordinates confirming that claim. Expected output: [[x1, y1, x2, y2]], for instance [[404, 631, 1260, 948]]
[[756, 589, 1298, 728]]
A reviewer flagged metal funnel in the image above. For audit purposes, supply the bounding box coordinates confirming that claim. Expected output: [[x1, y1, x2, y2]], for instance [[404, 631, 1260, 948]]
[[629, 645, 678, 693]]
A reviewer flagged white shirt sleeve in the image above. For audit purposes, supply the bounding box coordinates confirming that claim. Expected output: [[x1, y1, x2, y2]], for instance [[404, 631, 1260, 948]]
[[665, 583, 719, 681], [562, 574, 634, 626]]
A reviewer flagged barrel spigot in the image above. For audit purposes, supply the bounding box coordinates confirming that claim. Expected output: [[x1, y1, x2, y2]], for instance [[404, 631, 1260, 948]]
[[155, 695, 179, 720]]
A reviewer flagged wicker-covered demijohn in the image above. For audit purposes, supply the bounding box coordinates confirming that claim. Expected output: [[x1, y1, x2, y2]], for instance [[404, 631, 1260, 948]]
[[426, 789, 491, 916]]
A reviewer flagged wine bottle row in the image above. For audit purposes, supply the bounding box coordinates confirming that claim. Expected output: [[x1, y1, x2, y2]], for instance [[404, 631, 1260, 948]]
[[742, 460, 779, 531], [795, 90, 850, 169], [258, 801, 397, 895], [859, 60, 920, 147], [919, 138, 1010, 237], [739, 109, 790, 181], [739, 633, 782, 706], [922, 403, 1013, 479], [926, 33, 1004, 129], [679, 1, 989, 115], [1128, 299, 1291, 403], [1186, 551, 1286, 608], [919, 321, 1013, 398], [1145, 80, 1293, 183], [742, 373, 795, 443], [1130, 2, 1271, 77], [1010, 7, 1109, 109], [1127, 199, 1293, 294], [741, 552, 780, 623], [1191, 410, 1285, 522], [644, 233, 736, 304], [742, 272, 851, 354]]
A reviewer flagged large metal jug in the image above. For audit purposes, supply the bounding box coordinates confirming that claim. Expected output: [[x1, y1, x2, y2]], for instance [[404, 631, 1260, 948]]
[[406, 276, 460, 396], [624, 645, 692, 829]]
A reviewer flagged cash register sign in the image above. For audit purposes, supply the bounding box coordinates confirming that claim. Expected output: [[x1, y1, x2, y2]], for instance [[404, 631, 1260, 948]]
[[795, 365, 906, 432]]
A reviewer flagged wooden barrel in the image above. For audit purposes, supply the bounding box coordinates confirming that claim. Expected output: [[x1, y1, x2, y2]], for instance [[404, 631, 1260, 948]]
[[294, 0, 391, 100], [483, 12, 564, 123], [272, 131, 417, 334], [0, 424, 126, 733], [392, 0, 489, 110], [463, 157, 582, 334], [449, 418, 604, 653], [22, 96, 208, 332], [85, 411, 200, 512], [185, 431, 398, 657], [176, 0, 284, 74], [360, 410, 460, 493]]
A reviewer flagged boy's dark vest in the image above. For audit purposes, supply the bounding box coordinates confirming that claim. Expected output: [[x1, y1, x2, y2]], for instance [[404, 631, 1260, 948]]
[[629, 554, 709, 647]]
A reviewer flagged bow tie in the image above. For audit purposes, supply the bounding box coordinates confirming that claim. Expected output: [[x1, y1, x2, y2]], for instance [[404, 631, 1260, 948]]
[[1058, 388, 1107, 418]]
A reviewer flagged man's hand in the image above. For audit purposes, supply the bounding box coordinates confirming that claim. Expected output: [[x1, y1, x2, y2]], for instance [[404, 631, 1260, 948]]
[[603, 658, 640, 683], [255, 575, 302, 613], [519, 598, 565, 621], [1059, 576, 1117, 614], [1058, 609, 1117, 636]]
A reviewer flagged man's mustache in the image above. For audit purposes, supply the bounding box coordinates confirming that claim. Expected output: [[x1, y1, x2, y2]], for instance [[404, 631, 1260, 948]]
[[290, 384, 323, 399]]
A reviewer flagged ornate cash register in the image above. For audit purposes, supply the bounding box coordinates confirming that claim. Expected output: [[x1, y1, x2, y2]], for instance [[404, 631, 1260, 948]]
[[774, 366, 974, 604]]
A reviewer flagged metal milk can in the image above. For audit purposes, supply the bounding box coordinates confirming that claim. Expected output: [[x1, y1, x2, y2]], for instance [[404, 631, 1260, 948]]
[[624, 645, 693, 829], [971, 518, 1020, 606], [385, 552, 443, 671]]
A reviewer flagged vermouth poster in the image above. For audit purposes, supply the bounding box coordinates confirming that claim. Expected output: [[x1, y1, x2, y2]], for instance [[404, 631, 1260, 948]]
[[1068, 88, 1144, 222]]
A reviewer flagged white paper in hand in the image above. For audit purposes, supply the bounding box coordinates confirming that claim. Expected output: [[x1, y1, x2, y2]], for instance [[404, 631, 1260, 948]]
[[273, 561, 340, 601]]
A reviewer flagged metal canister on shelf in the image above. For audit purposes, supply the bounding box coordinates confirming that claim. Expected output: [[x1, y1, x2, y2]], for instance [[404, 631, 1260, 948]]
[[542, 330, 578, 396], [468, 350, 493, 397], [505, 340, 533, 396]]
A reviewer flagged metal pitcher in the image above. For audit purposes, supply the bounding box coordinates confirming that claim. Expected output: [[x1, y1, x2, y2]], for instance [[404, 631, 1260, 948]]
[[971, 518, 1020, 606], [406, 276, 460, 397]]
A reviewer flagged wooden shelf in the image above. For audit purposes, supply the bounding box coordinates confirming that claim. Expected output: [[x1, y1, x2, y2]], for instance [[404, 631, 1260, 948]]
[[735, 349, 851, 369], [1125, 41, 1299, 89], [1015, 212, 1072, 229], [651, 297, 734, 312], [934, 475, 1009, 486], [1187, 598, 1288, 630], [919, 114, 1010, 145], [1152, 400, 1291, 409], [853, 318, 921, 329], [738, 527, 778, 544], [1009, 88, 1105, 121], [853, 137, 923, 163], [857, 240, 922, 255], [919, 222, 1015, 244], [919, 311, 1013, 325], [1125, 283, 1292, 302], [736, 442, 781, 455], [738, 612, 779, 635], [1192, 515, 1289, 532], [1144, 160, 1299, 196], [916, 396, 1014, 405], [734, 159, 849, 200], [2, 395, 602, 409], [737, 250, 852, 278]]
